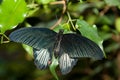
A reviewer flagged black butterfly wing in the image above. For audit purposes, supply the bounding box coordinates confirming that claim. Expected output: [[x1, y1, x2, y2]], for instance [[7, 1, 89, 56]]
[[59, 52, 78, 75], [9, 27, 57, 69], [9, 27, 57, 49], [61, 34, 104, 60]]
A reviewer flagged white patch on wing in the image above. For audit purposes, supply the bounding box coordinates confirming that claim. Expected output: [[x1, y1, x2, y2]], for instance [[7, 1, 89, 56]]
[[33, 48, 51, 69], [59, 53, 78, 75]]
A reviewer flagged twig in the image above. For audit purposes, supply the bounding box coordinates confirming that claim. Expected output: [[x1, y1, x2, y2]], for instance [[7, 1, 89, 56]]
[[99, 6, 110, 16], [67, 11, 76, 30], [0, 33, 10, 44], [50, 0, 66, 29]]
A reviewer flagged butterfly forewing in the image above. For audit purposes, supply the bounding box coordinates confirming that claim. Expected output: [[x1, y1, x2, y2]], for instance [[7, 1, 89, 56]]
[[9, 27, 57, 49], [61, 34, 104, 60]]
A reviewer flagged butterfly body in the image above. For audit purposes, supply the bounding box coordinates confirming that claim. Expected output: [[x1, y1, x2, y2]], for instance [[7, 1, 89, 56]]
[[9, 27, 104, 75], [54, 29, 64, 58]]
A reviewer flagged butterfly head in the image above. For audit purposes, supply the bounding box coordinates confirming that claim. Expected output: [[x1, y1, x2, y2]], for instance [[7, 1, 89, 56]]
[[58, 29, 64, 35]]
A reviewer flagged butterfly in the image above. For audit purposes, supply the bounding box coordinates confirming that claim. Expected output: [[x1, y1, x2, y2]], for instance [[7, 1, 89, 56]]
[[9, 27, 104, 75]]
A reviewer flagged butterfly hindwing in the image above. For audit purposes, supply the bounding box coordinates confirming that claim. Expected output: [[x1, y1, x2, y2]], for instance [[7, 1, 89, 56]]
[[59, 53, 78, 75], [9, 27, 57, 49], [61, 34, 104, 60], [33, 37, 55, 69], [33, 48, 53, 69]]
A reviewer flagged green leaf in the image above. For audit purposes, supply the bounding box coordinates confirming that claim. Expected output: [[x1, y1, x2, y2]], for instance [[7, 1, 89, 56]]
[[115, 17, 120, 32], [96, 15, 113, 25], [0, 0, 27, 33], [76, 19, 106, 58], [22, 44, 33, 57], [104, 0, 120, 6], [49, 54, 59, 80], [36, 0, 55, 4], [53, 24, 73, 34]]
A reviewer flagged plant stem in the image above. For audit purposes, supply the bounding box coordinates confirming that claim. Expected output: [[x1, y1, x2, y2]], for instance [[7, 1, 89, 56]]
[[67, 11, 76, 30], [0, 33, 10, 44]]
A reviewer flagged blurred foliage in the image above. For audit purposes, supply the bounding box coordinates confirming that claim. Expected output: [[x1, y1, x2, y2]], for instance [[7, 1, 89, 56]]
[[0, 0, 27, 33], [0, 0, 120, 80]]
